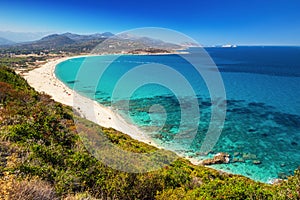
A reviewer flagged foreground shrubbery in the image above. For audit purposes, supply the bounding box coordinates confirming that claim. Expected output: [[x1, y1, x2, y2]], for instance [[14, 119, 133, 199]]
[[0, 65, 299, 199]]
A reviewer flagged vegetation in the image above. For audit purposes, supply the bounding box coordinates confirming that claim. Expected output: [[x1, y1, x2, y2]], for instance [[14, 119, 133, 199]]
[[0, 55, 48, 72], [0, 59, 299, 199], [127, 48, 172, 54]]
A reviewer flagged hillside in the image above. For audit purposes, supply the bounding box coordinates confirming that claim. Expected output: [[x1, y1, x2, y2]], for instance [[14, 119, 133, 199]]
[[0, 59, 299, 199]]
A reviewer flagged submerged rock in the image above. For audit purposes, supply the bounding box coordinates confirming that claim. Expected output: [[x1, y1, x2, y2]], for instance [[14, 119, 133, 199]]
[[252, 160, 261, 165], [248, 128, 256, 132], [233, 152, 240, 157], [280, 163, 286, 167], [291, 141, 298, 146], [242, 153, 257, 160], [201, 153, 230, 165], [278, 172, 288, 179], [232, 158, 245, 163]]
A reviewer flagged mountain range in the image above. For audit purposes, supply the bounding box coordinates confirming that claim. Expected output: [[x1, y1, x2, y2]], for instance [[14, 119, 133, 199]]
[[61, 32, 114, 41], [0, 31, 51, 43], [0, 32, 182, 54], [0, 37, 15, 45]]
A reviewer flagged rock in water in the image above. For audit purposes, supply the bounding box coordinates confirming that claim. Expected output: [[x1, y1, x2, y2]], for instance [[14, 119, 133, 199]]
[[252, 160, 261, 165], [201, 153, 230, 165]]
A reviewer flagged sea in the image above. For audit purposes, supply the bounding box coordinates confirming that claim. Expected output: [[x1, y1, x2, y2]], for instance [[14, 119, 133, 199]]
[[55, 46, 300, 183]]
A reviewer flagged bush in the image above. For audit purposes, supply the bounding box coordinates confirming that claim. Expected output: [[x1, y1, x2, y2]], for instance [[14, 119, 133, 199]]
[[7, 178, 58, 200]]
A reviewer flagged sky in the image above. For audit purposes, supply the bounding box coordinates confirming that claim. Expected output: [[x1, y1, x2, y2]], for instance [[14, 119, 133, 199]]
[[1, 0, 300, 45]]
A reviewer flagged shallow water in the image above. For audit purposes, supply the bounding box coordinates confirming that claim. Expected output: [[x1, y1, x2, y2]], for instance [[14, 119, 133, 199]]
[[55, 47, 300, 182]]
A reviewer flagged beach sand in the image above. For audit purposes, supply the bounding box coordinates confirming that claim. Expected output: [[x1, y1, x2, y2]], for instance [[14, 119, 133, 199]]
[[22, 56, 158, 148], [22, 55, 207, 166]]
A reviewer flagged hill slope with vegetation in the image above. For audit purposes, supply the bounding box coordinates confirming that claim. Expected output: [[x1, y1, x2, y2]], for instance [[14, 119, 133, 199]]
[[0, 59, 299, 199]]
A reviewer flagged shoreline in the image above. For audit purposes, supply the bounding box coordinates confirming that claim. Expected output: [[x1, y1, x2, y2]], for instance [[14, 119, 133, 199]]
[[22, 55, 159, 148], [21, 55, 280, 183], [22, 54, 204, 165]]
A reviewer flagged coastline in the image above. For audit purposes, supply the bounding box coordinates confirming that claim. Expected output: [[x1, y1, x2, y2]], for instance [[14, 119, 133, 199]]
[[20, 55, 281, 183], [22, 55, 159, 148], [21, 55, 236, 165], [22, 54, 205, 166]]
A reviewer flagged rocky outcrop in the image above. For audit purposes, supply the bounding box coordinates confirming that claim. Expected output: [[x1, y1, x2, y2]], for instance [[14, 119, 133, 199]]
[[201, 153, 230, 165]]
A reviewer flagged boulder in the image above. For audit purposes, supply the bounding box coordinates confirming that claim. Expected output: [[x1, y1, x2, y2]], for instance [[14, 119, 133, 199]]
[[201, 153, 230, 165]]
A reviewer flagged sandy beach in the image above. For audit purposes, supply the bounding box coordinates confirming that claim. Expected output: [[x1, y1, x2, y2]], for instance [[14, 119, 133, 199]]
[[22, 55, 207, 166], [22, 56, 157, 147]]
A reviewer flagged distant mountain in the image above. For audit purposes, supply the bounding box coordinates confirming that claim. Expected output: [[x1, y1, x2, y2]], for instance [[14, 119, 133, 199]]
[[116, 33, 165, 45], [0, 31, 51, 42], [98, 32, 114, 37], [0, 37, 15, 45], [92, 33, 181, 54], [116, 33, 180, 48], [10, 34, 76, 51], [61, 32, 114, 41], [0, 32, 112, 53], [38, 34, 75, 46], [0, 32, 182, 54], [180, 42, 201, 48], [61, 33, 88, 41]]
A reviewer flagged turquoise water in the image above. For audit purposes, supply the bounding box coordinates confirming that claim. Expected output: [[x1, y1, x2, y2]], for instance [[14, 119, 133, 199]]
[[55, 47, 300, 182]]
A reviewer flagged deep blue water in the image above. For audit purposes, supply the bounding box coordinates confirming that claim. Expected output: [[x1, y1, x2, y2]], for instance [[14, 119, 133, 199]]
[[55, 46, 300, 182]]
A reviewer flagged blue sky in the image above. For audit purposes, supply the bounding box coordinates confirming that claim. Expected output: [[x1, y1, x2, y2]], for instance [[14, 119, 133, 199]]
[[1, 0, 300, 45]]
